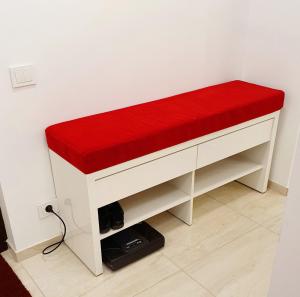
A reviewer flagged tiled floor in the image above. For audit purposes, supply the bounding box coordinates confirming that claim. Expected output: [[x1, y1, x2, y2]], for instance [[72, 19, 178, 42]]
[[1, 182, 286, 297]]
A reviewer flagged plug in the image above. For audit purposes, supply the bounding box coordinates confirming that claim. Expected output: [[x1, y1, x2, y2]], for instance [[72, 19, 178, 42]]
[[45, 205, 54, 213]]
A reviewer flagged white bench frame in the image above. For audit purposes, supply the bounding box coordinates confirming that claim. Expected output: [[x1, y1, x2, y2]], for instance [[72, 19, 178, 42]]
[[49, 111, 280, 275]]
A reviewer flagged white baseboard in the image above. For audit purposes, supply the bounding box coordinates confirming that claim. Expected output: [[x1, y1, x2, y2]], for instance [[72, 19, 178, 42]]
[[7, 235, 61, 262], [268, 180, 288, 196]]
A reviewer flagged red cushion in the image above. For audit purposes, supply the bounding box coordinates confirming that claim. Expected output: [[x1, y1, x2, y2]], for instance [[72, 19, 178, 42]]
[[45, 80, 284, 174]]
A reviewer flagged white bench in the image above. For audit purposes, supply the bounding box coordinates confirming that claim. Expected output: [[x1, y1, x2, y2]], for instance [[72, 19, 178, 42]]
[[49, 111, 279, 275]]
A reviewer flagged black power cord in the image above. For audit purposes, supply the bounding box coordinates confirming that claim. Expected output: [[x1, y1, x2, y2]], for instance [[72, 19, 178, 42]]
[[42, 205, 66, 255]]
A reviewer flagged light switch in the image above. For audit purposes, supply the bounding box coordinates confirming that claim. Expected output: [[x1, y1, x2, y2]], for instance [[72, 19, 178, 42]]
[[10, 65, 36, 88]]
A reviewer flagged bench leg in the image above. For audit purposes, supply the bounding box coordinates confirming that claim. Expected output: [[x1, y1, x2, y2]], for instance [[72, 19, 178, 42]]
[[62, 200, 103, 276], [238, 114, 279, 193], [50, 151, 103, 276]]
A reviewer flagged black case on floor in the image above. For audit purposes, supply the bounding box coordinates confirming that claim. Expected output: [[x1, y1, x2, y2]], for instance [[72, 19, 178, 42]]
[[101, 222, 165, 271]]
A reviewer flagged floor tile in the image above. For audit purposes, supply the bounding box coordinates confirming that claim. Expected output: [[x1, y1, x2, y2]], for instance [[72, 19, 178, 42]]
[[21, 244, 113, 297], [184, 227, 279, 297], [134, 271, 214, 297], [207, 182, 286, 225], [263, 215, 283, 234], [148, 195, 257, 268], [82, 252, 179, 297], [16, 267, 45, 297], [2, 250, 45, 297], [207, 182, 254, 206], [2, 249, 22, 271]]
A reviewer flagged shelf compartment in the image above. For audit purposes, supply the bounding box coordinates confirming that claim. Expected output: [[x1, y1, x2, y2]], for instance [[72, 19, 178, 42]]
[[194, 155, 263, 197], [100, 182, 191, 240]]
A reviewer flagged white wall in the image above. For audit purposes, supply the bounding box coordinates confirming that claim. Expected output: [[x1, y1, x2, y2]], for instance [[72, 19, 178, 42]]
[[0, 1, 246, 251], [241, 0, 300, 188], [268, 131, 300, 297]]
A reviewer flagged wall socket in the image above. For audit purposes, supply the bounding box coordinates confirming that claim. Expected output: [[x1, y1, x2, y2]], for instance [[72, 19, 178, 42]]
[[38, 200, 59, 219]]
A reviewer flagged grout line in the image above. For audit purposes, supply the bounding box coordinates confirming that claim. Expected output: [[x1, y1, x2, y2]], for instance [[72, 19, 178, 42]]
[[208, 197, 281, 237], [77, 268, 117, 297], [257, 223, 281, 237], [179, 224, 270, 296], [184, 224, 260, 270], [131, 270, 180, 297], [162, 253, 217, 296], [79, 253, 178, 297], [160, 226, 264, 295], [204, 223, 259, 252], [205, 188, 283, 237], [181, 220, 280, 297], [264, 224, 282, 236], [181, 270, 217, 297], [16, 262, 47, 297]]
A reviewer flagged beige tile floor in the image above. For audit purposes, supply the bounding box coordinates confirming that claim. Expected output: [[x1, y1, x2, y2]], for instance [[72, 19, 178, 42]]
[[1, 182, 286, 297]]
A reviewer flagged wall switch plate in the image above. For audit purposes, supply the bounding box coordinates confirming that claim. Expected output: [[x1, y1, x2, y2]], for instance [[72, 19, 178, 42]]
[[38, 200, 59, 219], [9, 65, 36, 88]]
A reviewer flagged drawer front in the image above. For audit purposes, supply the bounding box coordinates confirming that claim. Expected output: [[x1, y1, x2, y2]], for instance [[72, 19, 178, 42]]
[[197, 119, 273, 169], [91, 146, 197, 207]]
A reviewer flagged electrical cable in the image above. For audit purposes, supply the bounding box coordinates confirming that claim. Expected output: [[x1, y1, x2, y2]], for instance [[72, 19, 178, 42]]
[[42, 205, 66, 255]]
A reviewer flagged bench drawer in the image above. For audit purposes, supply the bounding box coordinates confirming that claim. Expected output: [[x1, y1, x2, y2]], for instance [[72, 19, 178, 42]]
[[90, 146, 197, 207], [197, 119, 273, 169]]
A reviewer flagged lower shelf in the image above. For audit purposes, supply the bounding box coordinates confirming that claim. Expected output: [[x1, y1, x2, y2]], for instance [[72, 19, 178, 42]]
[[100, 182, 191, 240], [193, 155, 263, 197], [100, 155, 263, 239]]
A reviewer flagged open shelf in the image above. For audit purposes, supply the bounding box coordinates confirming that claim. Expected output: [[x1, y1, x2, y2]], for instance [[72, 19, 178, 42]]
[[100, 182, 190, 240], [193, 155, 263, 197]]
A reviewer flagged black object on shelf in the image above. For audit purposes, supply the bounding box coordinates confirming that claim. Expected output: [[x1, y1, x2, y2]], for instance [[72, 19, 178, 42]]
[[98, 202, 124, 234], [101, 221, 165, 271], [110, 202, 124, 230], [98, 206, 111, 234]]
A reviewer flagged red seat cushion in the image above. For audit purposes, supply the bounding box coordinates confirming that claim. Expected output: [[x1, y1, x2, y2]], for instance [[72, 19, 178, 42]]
[[45, 80, 284, 174]]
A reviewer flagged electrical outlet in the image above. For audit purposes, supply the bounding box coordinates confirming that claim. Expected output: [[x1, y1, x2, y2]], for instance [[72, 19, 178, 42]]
[[38, 200, 59, 219]]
